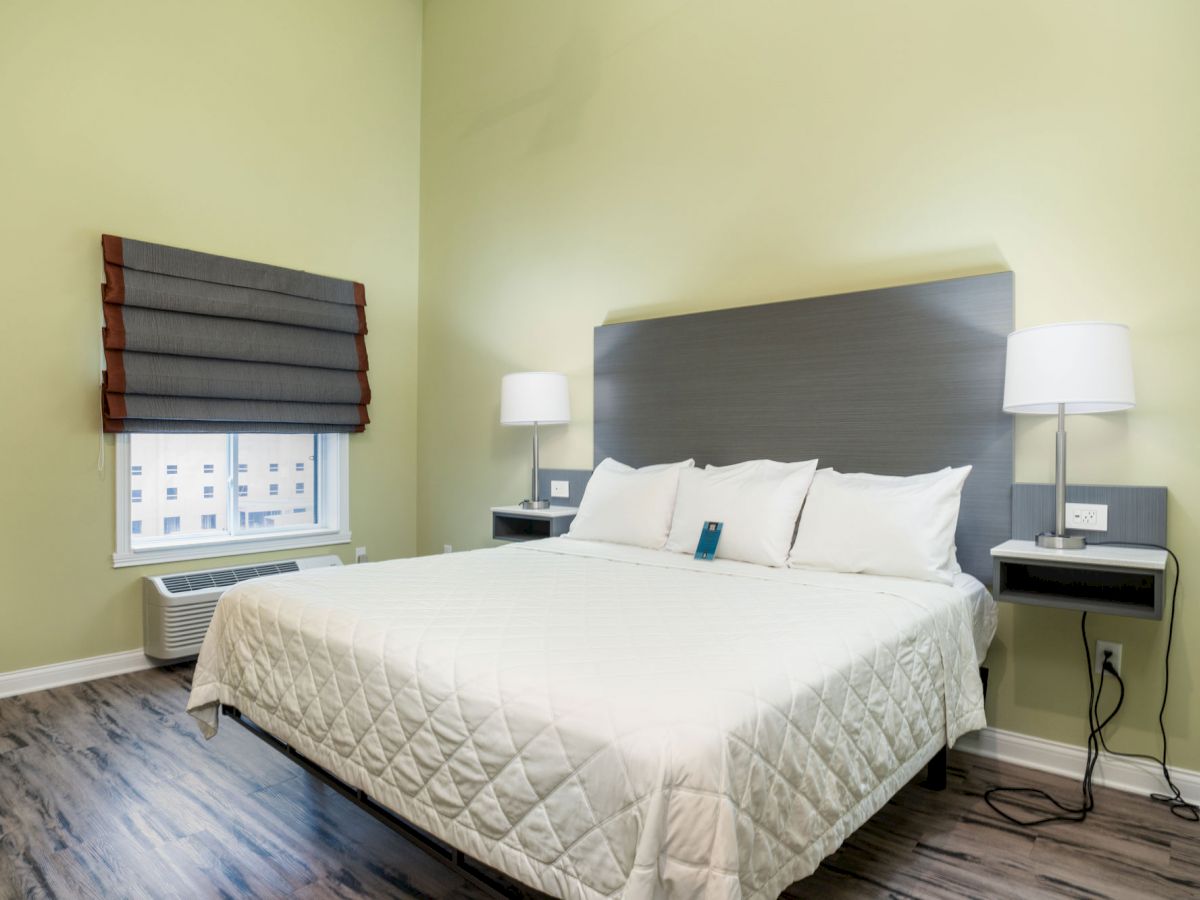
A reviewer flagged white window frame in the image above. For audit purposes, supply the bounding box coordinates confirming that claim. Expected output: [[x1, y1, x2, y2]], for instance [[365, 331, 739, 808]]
[[113, 433, 351, 568]]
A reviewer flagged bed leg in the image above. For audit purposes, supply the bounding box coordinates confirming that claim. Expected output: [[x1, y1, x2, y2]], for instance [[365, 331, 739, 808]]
[[980, 665, 989, 699], [923, 744, 948, 791]]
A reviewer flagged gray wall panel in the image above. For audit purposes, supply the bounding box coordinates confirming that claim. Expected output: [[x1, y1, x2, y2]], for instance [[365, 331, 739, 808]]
[[1012, 483, 1166, 546], [537, 468, 593, 508], [593, 272, 1014, 582]]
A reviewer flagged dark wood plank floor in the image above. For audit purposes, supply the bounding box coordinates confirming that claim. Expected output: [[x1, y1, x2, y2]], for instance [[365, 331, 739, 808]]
[[1, 665, 1197, 899]]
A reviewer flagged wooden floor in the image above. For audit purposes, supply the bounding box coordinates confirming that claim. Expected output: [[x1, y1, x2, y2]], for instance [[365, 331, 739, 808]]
[[1, 666, 1197, 899]]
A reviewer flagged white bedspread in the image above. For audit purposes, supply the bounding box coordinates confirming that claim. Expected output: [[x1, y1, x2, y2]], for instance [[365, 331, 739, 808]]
[[188, 539, 987, 899]]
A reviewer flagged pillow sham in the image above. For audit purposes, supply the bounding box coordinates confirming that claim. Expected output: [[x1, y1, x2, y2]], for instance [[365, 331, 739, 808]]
[[665, 458, 819, 567], [788, 466, 971, 584], [565, 458, 693, 548]]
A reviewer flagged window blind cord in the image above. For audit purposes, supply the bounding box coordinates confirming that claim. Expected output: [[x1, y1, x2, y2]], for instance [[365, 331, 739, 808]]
[[97, 409, 105, 475], [984, 543, 1197, 825]]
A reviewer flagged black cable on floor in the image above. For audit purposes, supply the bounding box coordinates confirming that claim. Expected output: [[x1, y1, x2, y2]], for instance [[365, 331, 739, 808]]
[[983, 542, 1198, 826], [1089, 543, 1198, 822]]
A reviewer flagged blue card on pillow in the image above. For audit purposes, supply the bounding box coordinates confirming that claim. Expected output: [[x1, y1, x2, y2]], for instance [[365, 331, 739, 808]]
[[694, 521, 723, 560]]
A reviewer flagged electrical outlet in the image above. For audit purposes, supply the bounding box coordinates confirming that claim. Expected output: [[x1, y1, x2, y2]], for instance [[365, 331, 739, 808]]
[[355, 546, 368, 564], [550, 480, 570, 499], [1066, 502, 1108, 531], [1095, 640, 1123, 676], [443, 544, 453, 554]]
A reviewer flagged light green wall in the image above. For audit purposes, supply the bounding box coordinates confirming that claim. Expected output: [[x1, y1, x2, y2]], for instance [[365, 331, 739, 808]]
[[0, 0, 422, 672], [418, 1, 1200, 766]]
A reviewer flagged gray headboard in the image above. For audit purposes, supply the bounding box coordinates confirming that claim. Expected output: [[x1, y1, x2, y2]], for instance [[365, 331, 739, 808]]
[[594, 272, 1014, 582]]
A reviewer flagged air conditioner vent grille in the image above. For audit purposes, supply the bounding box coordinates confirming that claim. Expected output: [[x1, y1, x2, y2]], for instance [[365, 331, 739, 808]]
[[161, 560, 300, 595]]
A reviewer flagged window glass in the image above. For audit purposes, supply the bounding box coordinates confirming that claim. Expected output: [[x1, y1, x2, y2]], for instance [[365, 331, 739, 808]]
[[236, 434, 318, 531], [131, 465, 142, 476], [131, 520, 142, 534], [128, 434, 227, 542], [125, 433, 326, 552]]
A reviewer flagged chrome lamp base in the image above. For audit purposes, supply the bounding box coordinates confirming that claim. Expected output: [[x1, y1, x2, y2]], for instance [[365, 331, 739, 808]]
[[520, 499, 551, 510], [1036, 532, 1086, 551]]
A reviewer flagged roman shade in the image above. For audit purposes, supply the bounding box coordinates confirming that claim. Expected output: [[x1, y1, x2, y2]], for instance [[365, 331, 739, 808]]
[[101, 235, 370, 433]]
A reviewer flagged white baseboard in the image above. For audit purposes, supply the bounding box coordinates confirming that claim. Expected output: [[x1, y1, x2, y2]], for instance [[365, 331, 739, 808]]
[[0, 649, 157, 700], [956, 725, 1200, 805]]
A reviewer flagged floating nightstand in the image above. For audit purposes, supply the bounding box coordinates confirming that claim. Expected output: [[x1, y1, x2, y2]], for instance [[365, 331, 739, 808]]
[[491, 505, 577, 543], [991, 540, 1167, 620]]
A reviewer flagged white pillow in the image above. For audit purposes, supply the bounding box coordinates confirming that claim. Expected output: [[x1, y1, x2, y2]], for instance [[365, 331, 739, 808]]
[[665, 459, 818, 567], [565, 458, 693, 548], [788, 466, 971, 584]]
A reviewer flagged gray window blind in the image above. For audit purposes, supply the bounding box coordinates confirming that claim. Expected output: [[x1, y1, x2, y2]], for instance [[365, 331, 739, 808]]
[[100, 235, 370, 433]]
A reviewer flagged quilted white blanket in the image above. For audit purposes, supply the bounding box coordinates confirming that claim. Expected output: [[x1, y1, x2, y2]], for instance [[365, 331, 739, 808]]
[[188, 539, 986, 899]]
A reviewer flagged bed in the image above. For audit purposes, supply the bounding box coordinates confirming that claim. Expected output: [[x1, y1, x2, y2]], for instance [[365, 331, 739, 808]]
[[189, 537, 991, 899], [188, 272, 1012, 898]]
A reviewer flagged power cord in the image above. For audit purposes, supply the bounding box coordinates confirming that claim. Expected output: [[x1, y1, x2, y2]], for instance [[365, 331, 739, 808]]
[[984, 542, 1198, 825], [1091, 543, 1198, 822]]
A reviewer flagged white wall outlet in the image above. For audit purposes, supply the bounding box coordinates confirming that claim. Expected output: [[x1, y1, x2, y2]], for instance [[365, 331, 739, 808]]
[[550, 480, 570, 499], [443, 544, 453, 554], [355, 546, 368, 564], [1095, 640, 1123, 675], [1065, 502, 1108, 531]]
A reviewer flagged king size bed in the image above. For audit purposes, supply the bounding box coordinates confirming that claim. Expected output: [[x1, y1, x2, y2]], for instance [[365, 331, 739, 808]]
[[188, 272, 1013, 899]]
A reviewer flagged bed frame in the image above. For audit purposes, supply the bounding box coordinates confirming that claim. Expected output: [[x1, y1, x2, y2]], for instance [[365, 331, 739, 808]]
[[223, 272, 1013, 897]]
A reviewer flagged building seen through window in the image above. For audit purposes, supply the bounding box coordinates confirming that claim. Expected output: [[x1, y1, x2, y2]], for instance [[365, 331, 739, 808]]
[[127, 434, 318, 542]]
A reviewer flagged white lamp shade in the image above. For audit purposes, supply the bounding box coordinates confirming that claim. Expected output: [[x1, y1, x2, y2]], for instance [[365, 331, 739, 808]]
[[500, 372, 570, 425], [1003, 322, 1135, 415]]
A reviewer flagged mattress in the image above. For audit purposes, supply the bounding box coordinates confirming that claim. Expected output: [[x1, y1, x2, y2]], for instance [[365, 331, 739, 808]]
[[188, 538, 988, 899]]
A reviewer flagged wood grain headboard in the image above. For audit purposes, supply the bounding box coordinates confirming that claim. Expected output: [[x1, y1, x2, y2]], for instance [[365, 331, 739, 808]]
[[593, 272, 1014, 582]]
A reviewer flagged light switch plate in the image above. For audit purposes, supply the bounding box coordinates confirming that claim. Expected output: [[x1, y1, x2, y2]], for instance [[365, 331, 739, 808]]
[[1065, 502, 1108, 531], [550, 480, 570, 499]]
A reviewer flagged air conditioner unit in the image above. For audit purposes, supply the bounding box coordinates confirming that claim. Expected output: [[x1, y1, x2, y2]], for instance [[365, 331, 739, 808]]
[[143, 554, 342, 661]]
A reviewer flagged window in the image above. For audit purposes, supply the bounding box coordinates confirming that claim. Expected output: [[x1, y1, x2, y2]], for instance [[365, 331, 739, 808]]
[[269, 463, 279, 472], [166, 464, 178, 475], [132, 520, 142, 535], [295, 462, 305, 472], [115, 433, 348, 567], [131, 465, 142, 476], [295, 482, 305, 495]]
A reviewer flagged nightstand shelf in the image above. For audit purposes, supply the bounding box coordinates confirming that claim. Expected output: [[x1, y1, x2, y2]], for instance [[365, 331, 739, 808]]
[[991, 540, 1167, 620], [491, 505, 577, 542]]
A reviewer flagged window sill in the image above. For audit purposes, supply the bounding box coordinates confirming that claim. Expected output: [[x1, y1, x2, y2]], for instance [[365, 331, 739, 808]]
[[112, 528, 351, 569]]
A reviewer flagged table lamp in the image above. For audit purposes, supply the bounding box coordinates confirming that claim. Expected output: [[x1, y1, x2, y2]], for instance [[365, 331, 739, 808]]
[[501, 372, 570, 510], [1003, 322, 1135, 549]]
